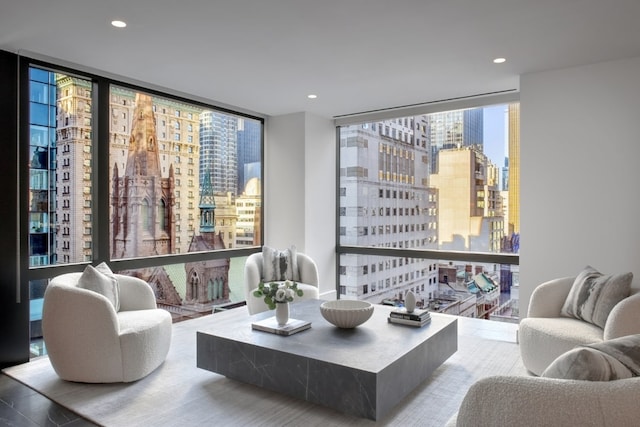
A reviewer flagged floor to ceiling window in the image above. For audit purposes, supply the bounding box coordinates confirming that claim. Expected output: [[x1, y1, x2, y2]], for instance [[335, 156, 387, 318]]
[[24, 62, 264, 357], [337, 103, 520, 322]]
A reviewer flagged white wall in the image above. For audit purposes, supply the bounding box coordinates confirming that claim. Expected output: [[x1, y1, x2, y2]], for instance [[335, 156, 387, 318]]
[[265, 112, 336, 297], [520, 56, 640, 316]]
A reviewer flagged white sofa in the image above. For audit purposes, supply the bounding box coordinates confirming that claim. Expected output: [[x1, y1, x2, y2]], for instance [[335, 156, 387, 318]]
[[244, 252, 319, 315], [42, 272, 172, 383], [519, 276, 640, 375], [446, 375, 640, 427]]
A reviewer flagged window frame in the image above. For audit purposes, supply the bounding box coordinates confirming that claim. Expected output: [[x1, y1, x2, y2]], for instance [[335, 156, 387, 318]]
[[334, 93, 520, 300], [20, 56, 265, 285]]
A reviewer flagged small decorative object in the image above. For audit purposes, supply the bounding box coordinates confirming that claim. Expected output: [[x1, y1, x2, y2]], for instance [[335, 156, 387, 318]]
[[320, 300, 374, 328], [388, 305, 431, 327], [405, 290, 417, 313], [275, 301, 290, 326], [253, 280, 303, 326], [253, 280, 303, 309]]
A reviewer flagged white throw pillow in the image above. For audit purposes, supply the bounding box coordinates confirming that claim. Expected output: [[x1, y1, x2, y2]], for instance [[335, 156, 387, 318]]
[[541, 347, 633, 381], [560, 266, 632, 328], [542, 334, 640, 381], [77, 264, 120, 311], [262, 246, 297, 282]]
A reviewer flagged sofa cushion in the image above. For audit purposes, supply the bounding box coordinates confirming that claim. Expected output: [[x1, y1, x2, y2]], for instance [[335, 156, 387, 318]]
[[262, 246, 299, 282], [560, 266, 632, 328], [542, 334, 640, 381], [78, 264, 120, 311]]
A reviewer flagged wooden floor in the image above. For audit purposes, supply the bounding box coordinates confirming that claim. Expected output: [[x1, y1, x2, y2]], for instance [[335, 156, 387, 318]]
[[0, 373, 96, 427]]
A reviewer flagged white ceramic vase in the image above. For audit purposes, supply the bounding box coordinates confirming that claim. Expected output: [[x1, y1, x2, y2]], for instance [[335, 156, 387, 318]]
[[405, 291, 416, 313], [275, 302, 289, 326]]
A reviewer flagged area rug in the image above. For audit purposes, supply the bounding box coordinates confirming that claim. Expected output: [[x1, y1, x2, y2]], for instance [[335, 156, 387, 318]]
[[3, 313, 527, 427]]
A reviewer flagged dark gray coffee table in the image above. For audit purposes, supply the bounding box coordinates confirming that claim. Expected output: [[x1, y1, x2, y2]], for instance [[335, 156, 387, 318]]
[[197, 299, 457, 420]]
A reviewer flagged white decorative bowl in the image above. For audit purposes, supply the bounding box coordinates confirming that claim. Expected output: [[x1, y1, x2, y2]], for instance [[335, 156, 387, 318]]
[[320, 300, 374, 328]]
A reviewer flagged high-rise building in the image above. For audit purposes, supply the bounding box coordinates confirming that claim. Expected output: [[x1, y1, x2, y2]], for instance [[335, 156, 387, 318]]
[[508, 103, 520, 237], [235, 177, 261, 247], [53, 73, 93, 265], [427, 108, 483, 173], [339, 117, 439, 303], [430, 147, 504, 253], [200, 111, 238, 195], [236, 118, 261, 195]]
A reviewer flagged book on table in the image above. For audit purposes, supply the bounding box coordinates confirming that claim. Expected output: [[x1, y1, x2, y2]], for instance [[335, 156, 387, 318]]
[[387, 316, 431, 327], [389, 308, 431, 322], [251, 317, 312, 336]]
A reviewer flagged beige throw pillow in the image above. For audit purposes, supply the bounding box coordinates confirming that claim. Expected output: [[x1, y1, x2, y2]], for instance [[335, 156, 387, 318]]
[[77, 263, 120, 311]]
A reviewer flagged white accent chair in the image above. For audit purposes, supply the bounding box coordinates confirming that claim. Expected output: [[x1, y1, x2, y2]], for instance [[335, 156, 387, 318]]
[[519, 276, 640, 375], [446, 375, 640, 427], [42, 272, 172, 383], [244, 252, 319, 315]]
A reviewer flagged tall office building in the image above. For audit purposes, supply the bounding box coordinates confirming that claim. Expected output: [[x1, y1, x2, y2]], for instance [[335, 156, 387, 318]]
[[428, 108, 483, 174], [339, 116, 439, 303], [236, 118, 261, 195], [430, 147, 504, 253], [235, 177, 261, 247], [200, 111, 238, 195], [508, 103, 520, 237], [52, 73, 93, 266]]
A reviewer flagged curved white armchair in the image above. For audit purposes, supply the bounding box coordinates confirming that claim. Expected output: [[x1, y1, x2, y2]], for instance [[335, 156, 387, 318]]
[[244, 252, 319, 315], [42, 272, 172, 383], [519, 276, 640, 375], [447, 375, 640, 427]]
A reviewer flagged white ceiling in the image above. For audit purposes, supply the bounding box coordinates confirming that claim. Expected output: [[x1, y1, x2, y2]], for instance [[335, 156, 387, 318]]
[[1, 0, 640, 119]]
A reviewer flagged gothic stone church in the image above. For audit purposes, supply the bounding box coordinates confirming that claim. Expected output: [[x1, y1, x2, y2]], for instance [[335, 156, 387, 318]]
[[110, 92, 230, 319]]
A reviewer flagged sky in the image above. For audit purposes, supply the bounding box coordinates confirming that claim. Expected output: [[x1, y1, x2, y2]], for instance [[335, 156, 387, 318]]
[[483, 104, 508, 169]]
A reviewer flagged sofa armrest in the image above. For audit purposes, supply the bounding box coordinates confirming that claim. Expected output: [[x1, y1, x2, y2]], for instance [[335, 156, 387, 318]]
[[244, 253, 263, 297], [42, 284, 123, 377], [297, 253, 319, 287], [117, 275, 158, 311], [454, 375, 640, 427], [604, 292, 640, 339], [527, 277, 574, 317]]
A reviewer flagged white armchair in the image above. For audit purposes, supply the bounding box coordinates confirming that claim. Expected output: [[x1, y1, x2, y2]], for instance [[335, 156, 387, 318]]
[[519, 276, 640, 375], [244, 252, 319, 315], [446, 375, 640, 427], [42, 272, 172, 383]]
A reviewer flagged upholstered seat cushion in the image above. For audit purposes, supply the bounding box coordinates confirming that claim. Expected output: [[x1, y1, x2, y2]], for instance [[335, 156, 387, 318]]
[[118, 310, 172, 382], [519, 317, 604, 376]]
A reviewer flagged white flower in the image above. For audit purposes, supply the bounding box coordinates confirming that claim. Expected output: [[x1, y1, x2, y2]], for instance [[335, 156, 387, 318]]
[[275, 288, 287, 302], [285, 288, 295, 299]]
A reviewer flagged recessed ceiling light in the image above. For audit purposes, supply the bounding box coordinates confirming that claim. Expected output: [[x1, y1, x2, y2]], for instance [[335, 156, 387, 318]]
[[111, 20, 127, 28], [307, 94, 317, 99], [493, 57, 506, 64]]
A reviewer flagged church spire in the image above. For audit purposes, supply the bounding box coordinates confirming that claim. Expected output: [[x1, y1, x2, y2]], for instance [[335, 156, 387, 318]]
[[199, 169, 216, 232], [124, 93, 161, 177]]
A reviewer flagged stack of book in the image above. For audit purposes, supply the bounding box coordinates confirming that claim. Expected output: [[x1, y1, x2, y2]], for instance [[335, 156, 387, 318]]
[[251, 317, 312, 336], [387, 308, 431, 327]]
